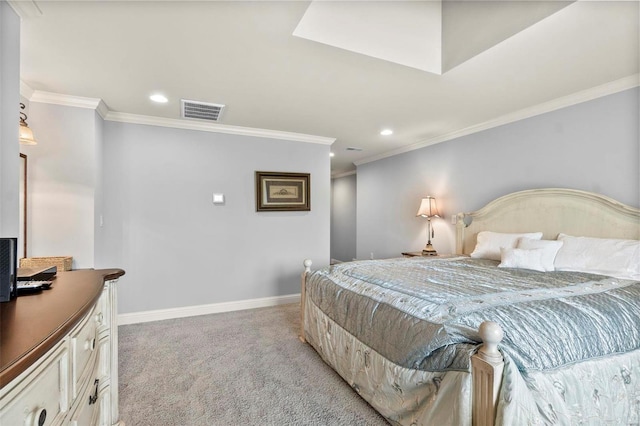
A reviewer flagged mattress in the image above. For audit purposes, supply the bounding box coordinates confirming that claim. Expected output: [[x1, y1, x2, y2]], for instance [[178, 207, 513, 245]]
[[304, 256, 640, 425]]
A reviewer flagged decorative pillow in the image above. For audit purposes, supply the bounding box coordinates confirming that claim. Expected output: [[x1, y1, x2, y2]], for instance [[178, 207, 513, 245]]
[[498, 248, 546, 272], [517, 238, 563, 272], [470, 231, 543, 261], [554, 234, 640, 280]]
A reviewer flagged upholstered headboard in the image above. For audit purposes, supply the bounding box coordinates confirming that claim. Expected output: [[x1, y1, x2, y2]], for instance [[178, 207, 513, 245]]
[[455, 188, 640, 255]]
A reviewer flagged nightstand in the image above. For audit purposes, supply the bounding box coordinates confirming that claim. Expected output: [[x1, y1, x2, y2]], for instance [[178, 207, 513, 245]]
[[402, 251, 436, 257], [402, 252, 453, 258]]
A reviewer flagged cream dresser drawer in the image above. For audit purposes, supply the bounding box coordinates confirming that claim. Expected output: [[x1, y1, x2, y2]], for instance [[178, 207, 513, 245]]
[[0, 342, 69, 426], [68, 345, 111, 426], [70, 306, 98, 399], [96, 336, 111, 384], [67, 371, 101, 426]]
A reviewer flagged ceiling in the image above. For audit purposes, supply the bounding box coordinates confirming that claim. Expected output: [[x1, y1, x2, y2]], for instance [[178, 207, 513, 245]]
[[16, 1, 640, 176]]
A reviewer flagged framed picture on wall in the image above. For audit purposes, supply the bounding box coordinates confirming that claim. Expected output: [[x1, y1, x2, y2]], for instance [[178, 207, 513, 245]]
[[19, 154, 27, 259], [255, 171, 310, 212]]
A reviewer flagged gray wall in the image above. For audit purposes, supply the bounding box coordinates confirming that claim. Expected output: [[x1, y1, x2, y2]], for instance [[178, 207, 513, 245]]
[[0, 3, 20, 238], [357, 88, 640, 260], [21, 103, 99, 268], [330, 174, 356, 262], [100, 121, 330, 314]]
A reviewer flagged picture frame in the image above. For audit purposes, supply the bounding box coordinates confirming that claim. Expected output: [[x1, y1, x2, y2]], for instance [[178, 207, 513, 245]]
[[255, 171, 310, 212], [19, 153, 27, 259]]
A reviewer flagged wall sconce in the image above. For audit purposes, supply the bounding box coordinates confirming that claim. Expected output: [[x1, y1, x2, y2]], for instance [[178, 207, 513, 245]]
[[416, 196, 440, 255], [19, 103, 37, 145]]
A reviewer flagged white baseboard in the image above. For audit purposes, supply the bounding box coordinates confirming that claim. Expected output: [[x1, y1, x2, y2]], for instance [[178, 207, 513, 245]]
[[117, 293, 300, 326]]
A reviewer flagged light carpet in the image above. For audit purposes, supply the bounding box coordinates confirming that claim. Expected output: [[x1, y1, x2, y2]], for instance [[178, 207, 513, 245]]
[[118, 303, 389, 425]]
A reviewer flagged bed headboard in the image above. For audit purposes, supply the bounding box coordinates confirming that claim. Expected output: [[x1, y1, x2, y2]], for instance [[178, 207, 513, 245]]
[[455, 188, 640, 255]]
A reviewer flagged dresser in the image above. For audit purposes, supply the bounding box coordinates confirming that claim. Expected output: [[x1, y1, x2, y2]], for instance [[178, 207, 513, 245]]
[[0, 269, 125, 426]]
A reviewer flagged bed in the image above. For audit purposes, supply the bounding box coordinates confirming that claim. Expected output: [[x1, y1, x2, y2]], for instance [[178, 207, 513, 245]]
[[300, 188, 640, 426]]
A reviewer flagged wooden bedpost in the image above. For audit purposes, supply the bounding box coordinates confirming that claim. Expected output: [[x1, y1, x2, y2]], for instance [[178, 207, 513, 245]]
[[471, 321, 505, 426], [299, 259, 312, 343]]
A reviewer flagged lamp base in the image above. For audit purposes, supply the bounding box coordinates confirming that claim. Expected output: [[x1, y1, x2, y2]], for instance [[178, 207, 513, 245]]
[[422, 244, 438, 256]]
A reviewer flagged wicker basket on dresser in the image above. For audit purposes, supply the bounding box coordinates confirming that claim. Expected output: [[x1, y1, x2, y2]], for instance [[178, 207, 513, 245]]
[[19, 256, 73, 271]]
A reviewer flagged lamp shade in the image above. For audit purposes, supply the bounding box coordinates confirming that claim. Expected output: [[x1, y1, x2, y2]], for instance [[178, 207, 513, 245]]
[[19, 103, 37, 145], [19, 124, 37, 145], [416, 196, 440, 218]]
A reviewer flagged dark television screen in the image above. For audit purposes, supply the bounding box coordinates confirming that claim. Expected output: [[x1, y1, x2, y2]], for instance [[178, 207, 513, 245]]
[[0, 237, 18, 302]]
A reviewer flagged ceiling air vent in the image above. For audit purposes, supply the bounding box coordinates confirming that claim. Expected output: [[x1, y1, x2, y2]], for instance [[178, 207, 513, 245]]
[[181, 99, 225, 122]]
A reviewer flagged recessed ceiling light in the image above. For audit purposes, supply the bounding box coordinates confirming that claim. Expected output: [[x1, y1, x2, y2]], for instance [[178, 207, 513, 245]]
[[380, 129, 393, 136], [150, 94, 168, 103], [330, 152, 335, 157]]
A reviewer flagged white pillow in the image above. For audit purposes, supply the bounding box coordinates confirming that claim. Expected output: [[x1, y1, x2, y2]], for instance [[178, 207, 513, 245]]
[[554, 234, 640, 280], [517, 238, 563, 272], [498, 248, 546, 272], [470, 231, 543, 261]]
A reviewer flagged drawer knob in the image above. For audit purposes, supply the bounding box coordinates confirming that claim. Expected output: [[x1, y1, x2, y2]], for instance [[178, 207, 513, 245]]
[[84, 338, 96, 351], [32, 408, 46, 426], [95, 312, 104, 324]]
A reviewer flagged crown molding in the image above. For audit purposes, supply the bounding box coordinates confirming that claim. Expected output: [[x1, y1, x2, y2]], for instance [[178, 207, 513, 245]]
[[22, 72, 635, 158], [29, 89, 104, 111], [24, 86, 109, 118], [22, 88, 334, 144], [95, 101, 109, 120], [354, 74, 640, 166], [7, 0, 43, 20], [20, 81, 34, 100], [104, 111, 336, 145], [331, 170, 357, 179]]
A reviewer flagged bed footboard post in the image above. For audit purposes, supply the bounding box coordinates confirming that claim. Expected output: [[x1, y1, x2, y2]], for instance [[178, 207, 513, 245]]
[[455, 213, 467, 254], [299, 259, 313, 343], [471, 321, 505, 426]]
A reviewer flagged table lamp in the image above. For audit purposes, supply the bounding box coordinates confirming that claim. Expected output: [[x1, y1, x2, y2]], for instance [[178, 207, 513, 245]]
[[416, 196, 440, 255]]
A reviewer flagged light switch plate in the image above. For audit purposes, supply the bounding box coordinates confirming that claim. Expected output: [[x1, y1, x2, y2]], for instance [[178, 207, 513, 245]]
[[213, 194, 225, 204]]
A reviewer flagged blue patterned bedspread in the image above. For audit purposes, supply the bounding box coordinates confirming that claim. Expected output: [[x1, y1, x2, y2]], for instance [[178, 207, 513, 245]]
[[306, 256, 640, 373]]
